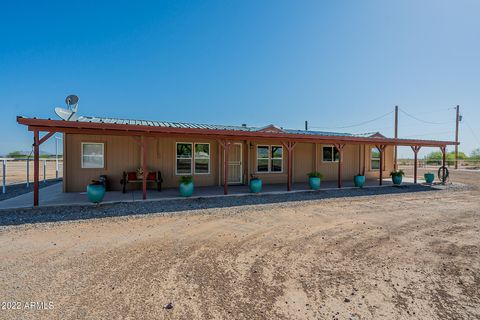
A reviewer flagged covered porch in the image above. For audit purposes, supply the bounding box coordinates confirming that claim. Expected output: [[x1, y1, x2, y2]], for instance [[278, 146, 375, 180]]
[[16, 116, 458, 207]]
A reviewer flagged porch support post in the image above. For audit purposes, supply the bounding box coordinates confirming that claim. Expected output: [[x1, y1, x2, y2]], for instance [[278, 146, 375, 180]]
[[411, 146, 421, 184], [33, 130, 40, 206], [334, 144, 345, 188], [141, 136, 148, 200], [376, 144, 387, 186], [282, 141, 297, 191], [440, 145, 447, 185], [32, 130, 56, 206], [218, 140, 232, 195]]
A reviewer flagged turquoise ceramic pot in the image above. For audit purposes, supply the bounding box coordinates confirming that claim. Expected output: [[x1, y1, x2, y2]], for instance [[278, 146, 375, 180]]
[[87, 184, 105, 203], [309, 177, 321, 190], [249, 179, 262, 193], [424, 172, 435, 184], [179, 182, 194, 197], [354, 175, 365, 188], [392, 175, 403, 185]]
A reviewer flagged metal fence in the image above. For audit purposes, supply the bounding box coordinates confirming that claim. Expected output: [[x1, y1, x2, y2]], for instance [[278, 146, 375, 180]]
[[398, 159, 480, 168], [0, 158, 63, 194]]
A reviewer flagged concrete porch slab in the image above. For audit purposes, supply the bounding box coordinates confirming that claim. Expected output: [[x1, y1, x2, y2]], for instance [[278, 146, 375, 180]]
[[0, 178, 418, 211]]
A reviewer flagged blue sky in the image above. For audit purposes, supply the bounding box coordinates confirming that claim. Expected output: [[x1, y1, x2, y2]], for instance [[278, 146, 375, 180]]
[[1, 0, 479, 158]]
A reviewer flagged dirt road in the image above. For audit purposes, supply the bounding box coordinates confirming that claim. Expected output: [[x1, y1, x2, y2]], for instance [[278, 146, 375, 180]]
[[0, 170, 479, 319]]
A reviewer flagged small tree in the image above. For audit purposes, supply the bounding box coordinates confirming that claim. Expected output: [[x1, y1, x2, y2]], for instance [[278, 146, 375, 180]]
[[471, 148, 480, 160], [6, 151, 28, 158], [425, 151, 467, 166]]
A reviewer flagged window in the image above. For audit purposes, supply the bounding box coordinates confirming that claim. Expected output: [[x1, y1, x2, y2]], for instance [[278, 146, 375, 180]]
[[176, 142, 210, 175], [176, 143, 192, 175], [271, 146, 283, 172], [371, 148, 380, 170], [322, 146, 339, 162], [194, 143, 210, 174], [256, 145, 283, 173], [81, 143, 104, 168]]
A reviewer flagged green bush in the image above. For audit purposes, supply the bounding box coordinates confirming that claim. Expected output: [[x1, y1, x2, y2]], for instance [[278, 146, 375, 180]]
[[390, 170, 405, 177], [179, 175, 193, 184], [307, 171, 324, 179]]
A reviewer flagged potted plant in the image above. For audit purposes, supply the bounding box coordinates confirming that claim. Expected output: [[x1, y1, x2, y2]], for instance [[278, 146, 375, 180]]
[[136, 167, 144, 180], [354, 174, 366, 188], [424, 172, 435, 184], [179, 175, 194, 197], [390, 170, 405, 185], [307, 171, 323, 190], [87, 179, 106, 203], [249, 175, 262, 193]]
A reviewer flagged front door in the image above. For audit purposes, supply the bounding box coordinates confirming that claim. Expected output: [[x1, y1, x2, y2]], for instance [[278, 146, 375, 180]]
[[228, 143, 243, 184]]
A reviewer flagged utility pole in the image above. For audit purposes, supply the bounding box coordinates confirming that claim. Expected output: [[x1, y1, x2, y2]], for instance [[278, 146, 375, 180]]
[[305, 120, 308, 131], [394, 105, 398, 170], [455, 105, 460, 169]]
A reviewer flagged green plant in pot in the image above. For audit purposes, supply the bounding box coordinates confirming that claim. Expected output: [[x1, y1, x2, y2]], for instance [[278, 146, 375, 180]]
[[307, 171, 323, 190], [87, 179, 106, 203], [354, 174, 366, 188], [249, 174, 262, 193], [390, 170, 405, 185], [179, 175, 194, 197], [424, 172, 435, 184]]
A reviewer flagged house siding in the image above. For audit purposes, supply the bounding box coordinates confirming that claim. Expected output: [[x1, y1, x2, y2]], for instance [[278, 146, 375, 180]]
[[64, 134, 395, 192]]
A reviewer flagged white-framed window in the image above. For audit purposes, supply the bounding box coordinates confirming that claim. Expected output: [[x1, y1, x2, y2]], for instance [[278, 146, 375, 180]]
[[81, 142, 105, 169], [176, 143, 193, 175], [194, 143, 210, 174], [322, 146, 339, 162], [371, 147, 380, 170], [271, 145, 283, 172], [256, 145, 283, 173]]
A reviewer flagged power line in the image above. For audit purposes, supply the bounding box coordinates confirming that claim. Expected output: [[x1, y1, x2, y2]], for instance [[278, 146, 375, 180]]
[[399, 108, 454, 125], [402, 131, 453, 138], [310, 110, 394, 130], [464, 119, 480, 145]]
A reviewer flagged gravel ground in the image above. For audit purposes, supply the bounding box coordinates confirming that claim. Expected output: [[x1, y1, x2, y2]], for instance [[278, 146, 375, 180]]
[[0, 179, 61, 202], [0, 170, 479, 320], [0, 183, 464, 227]]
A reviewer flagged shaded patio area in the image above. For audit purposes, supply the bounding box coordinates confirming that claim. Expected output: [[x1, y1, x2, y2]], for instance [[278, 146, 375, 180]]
[[0, 178, 420, 210]]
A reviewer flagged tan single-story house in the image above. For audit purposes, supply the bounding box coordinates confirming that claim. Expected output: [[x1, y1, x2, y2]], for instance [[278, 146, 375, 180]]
[[17, 115, 457, 206]]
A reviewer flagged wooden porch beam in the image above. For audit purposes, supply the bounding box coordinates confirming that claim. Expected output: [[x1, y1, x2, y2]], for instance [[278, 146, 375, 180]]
[[33, 130, 39, 206], [282, 141, 297, 191], [218, 140, 232, 195], [376, 144, 387, 185], [411, 146, 421, 184], [21, 119, 458, 147], [38, 131, 56, 145]]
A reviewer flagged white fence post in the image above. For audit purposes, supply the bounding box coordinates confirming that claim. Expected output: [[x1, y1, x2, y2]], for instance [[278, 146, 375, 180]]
[[43, 160, 46, 183], [26, 158, 30, 188], [2, 160, 6, 194]]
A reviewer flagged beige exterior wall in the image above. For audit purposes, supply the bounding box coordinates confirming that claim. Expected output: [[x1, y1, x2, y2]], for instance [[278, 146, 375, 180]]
[[64, 134, 220, 192], [64, 134, 395, 192]]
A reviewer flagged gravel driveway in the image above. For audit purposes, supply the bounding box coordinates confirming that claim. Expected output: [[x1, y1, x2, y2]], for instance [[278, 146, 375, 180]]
[[0, 170, 479, 319]]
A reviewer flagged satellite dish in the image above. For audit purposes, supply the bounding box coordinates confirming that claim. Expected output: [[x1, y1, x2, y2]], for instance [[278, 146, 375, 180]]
[[65, 94, 79, 112], [55, 107, 79, 121], [54, 94, 80, 121]]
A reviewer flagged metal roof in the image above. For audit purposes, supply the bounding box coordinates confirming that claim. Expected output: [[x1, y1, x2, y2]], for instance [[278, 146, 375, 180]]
[[75, 115, 381, 138]]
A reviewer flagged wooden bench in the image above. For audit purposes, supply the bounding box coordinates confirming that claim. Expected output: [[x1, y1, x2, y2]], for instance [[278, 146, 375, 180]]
[[121, 171, 163, 193]]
